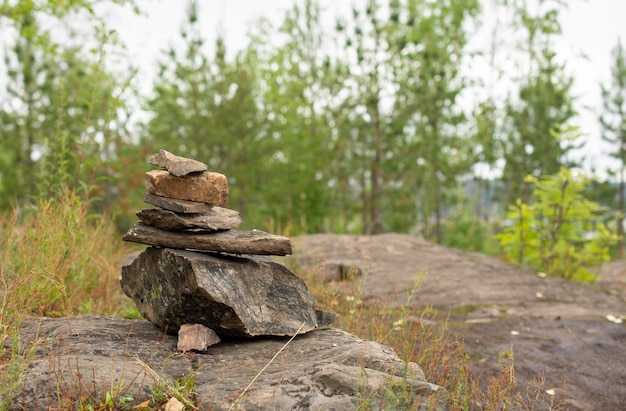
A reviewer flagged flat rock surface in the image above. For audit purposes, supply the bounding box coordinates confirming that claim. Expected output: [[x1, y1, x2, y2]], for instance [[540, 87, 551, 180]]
[[291, 233, 626, 410], [5, 317, 448, 410], [144, 193, 213, 213], [6, 316, 191, 410], [136, 206, 242, 231], [123, 222, 292, 255]]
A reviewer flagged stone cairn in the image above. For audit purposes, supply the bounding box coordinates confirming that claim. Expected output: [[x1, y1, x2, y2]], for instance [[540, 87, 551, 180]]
[[121, 150, 334, 352]]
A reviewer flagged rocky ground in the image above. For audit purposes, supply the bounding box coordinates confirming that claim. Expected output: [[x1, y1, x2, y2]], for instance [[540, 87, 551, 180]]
[[292, 233, 626, 410]]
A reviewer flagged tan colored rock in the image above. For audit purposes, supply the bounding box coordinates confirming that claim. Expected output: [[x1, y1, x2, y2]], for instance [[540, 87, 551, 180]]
[[122, 222, 292, 255], [145, 170, 228, 205], [144, 193, 213, 213], [137, 207, 242, 231], [177, 324, 221, 353], [148, 149, 207, 176], [164, 397, 185, 411]]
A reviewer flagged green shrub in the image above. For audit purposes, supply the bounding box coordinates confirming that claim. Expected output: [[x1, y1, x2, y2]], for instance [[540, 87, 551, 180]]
[[496, 168, 619, 281], [443, 207, 500, 255]]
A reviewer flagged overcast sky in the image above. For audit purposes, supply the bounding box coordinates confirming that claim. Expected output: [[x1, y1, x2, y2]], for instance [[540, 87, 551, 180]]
[[102, 0, 626, 175]]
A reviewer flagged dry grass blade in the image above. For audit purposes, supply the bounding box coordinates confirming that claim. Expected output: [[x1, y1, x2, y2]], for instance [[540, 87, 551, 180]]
[[228, 322, 306, 411]]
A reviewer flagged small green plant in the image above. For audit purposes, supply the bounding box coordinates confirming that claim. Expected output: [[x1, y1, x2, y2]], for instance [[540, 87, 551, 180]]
[[496, 167, 620, 281], [76, 381, 135, 411], [442, 187, 501, 255], [138, 359, 197, 410]]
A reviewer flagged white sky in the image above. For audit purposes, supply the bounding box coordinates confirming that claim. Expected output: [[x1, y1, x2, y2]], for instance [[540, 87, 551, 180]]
[[77, 0, 626, 175]]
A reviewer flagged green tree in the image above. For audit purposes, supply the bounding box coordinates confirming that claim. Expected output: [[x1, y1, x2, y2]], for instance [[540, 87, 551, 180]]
[[599, 39, 626, 258], [0, 5, 134, 209], [333, 0, 392, 234], [496, 167, 618, 281], [142, 0, 214, 159], [0, 0, 137, 19], [332, 0, 479, 239], [390, 0, 479, 242], [251, 0, 347, 233], [501, 0, 577, 204], [143, 0, 267, 229]]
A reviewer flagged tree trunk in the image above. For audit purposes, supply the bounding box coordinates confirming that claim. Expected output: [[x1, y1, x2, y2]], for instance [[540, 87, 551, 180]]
[[371, 119, 382, 235], [361, 164, 369, 234], [619, 166, 625, 259], [369, 70, 382, 235], [433, 159, 442, 244]]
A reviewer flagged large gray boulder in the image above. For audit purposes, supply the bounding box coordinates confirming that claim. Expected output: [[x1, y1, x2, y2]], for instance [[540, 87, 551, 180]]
[[121, 247, 333, 337], [5, 316, 448, 411]]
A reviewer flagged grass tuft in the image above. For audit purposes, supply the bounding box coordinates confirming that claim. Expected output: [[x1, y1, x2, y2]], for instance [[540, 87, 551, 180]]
[[298, 263, 564, 410], [0, 188, 137, 409]]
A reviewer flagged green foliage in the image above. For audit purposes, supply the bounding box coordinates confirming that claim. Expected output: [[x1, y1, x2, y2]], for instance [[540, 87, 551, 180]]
[[0, 189, 133, 319], [0, 0, 137, 20], [496, 168, 619, 281], [0, 0, 136, 212], [443, 207, 499, 255], [143, 0, 272, 232], [148, 372, 197, 410], [252, 0, 337, 234], [501, 0, 578, 204], [599, 39, 626, 258]]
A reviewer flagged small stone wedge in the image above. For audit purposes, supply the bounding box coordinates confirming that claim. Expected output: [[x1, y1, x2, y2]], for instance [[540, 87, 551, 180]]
[[122, 222, 292, 255], [148, 149, 207, 176], [121, 247, 335, 337], [177, 324, 221, 353], [137, 207, 242, 231]]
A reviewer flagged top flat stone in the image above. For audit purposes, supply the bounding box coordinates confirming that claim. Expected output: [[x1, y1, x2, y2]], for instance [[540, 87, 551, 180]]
[[148, 149, 208, 176]]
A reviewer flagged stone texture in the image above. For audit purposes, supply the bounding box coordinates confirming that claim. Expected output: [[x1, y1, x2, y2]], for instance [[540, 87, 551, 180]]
[[5, 317, 448, 411], [123, 222, 292, 256], [144, 193, 214, 213], [145, 170, 228, 205], [121, 247, 332, 337], [177, 324, 221, 353], [137, 207, 242, 231], [164, 397, 185, 411], [317, 261, 364, 282], [5, 316, 191, 411], [148, 149, 208, 177]]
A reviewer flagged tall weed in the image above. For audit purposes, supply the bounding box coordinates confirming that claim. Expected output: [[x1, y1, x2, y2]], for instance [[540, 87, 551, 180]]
[[0, 187, 135, 409], [1, 188, 131, 318]]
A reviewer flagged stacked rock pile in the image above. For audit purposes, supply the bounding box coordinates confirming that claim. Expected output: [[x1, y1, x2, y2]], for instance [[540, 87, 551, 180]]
[[121, 150, 334, 349]]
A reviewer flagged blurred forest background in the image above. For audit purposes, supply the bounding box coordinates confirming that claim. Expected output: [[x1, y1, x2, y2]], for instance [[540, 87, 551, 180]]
[[2, 0, 626, 257]]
